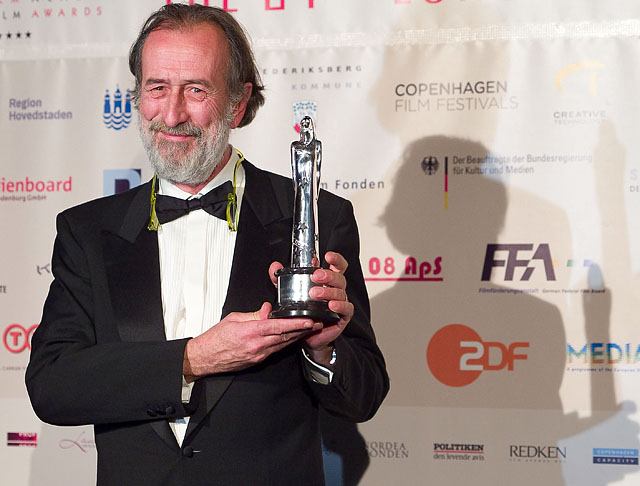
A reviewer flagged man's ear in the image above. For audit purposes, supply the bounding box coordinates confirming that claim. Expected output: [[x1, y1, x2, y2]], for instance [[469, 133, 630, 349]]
[[230, 82, 253, 128]]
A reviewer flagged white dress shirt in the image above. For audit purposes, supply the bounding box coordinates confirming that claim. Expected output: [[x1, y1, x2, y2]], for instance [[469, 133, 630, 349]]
[[157, 149, 244, 445]]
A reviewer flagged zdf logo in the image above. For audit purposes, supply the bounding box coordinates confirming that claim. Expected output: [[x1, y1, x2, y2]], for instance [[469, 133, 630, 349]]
[[426, 324, 529, 387], [3, 324, 38, 353]]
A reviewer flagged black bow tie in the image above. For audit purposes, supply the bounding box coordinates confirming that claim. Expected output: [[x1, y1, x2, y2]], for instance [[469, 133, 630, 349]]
[[155, 180, 233, 224]]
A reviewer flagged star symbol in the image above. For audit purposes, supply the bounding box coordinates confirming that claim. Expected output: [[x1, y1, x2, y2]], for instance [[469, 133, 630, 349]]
[[6, 32, 12, 39], [26, 32, 31, 38], [16, 32, 22, 39]]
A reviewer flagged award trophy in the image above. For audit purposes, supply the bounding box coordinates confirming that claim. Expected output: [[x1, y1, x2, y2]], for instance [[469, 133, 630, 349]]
[[270, 117, 340, 323]]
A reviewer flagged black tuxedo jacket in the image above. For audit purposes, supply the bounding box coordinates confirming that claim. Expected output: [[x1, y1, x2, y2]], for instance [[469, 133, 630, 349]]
[[26, 161, 388, 486]]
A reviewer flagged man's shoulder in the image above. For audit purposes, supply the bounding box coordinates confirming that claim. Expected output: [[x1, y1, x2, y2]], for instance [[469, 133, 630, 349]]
[[59, 180, 152, 226], [245, 159, 348, 208]]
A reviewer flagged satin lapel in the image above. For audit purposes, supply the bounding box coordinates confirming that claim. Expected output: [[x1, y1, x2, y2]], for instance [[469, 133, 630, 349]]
[[101, 183, 177, 450], [184, 161, 293, 441], [103, 182, 166, 343]]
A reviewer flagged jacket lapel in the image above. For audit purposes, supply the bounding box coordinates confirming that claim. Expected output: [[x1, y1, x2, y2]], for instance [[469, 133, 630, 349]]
[[101, 182, 177, 449], [184, 160, 294, 441]]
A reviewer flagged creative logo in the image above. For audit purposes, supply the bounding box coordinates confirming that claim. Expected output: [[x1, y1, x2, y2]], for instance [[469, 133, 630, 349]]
[[481, 244, 555, 281], [366, 441, 409, 459], [427, 324, 529, 387], [510, 445, 566, 463], [433, 443, 485, 462], [7, 433, 37, 447], [103, 86, 132, 130], [365, 256, 443, 282], [103, 169, 142, 196], [292, 101, 317, 133], [59, 431, 96, 453], [593, 448, 639, 465], [3, 324, 38, 354], [555, 61, 604, 97]]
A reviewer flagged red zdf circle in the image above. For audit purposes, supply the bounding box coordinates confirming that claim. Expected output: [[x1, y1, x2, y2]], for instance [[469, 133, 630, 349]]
[[427, 324, 483, 387]]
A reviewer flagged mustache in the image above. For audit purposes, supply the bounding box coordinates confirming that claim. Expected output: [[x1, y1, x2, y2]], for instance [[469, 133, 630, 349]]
[[147, 120, 204, 138]]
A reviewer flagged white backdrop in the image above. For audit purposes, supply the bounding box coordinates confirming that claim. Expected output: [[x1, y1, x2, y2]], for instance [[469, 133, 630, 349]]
[[1, 1, 640, 484]]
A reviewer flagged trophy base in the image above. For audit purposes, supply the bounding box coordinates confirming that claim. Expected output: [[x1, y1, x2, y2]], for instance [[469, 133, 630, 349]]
[[270, 300, 340, 323], [270, 267, 340, 323]]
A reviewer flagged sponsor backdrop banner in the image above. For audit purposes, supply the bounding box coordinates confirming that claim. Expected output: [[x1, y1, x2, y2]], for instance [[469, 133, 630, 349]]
[[1, 1, 639, 484]]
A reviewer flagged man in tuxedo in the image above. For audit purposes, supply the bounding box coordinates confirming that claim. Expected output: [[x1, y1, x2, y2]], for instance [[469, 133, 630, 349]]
[[26, 4, 388, 485]]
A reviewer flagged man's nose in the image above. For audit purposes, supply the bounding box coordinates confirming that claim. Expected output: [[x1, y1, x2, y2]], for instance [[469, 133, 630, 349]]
[[161, 89, 188, 127]]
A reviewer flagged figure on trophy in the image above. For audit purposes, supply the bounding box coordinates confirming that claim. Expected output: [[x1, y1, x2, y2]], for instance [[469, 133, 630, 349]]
[[270, 116, 340, 322]]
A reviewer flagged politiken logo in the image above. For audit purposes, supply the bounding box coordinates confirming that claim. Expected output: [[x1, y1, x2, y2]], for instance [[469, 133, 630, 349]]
[[293, 100, 317, 133], [433, 443, 485, 462], [427, 324, 529, 387], [593, 448, 639, 465], [7, 433, 37, 447], [3, 324, 38, 354], [103, 86, 132, 130], [103, 169, 142, 196], [481, 243, 555, 281]]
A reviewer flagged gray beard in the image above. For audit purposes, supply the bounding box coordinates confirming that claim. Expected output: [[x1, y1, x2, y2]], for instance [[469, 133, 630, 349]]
[[138, 108, 233, 186]]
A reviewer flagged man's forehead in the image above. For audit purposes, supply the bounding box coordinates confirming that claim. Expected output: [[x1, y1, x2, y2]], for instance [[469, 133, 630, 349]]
[[142, 23, 230, 63]]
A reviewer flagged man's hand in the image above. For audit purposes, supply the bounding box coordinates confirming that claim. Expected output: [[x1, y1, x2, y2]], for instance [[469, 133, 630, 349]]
[[183, 302, 321, 382], [269, 251, 354, 366]]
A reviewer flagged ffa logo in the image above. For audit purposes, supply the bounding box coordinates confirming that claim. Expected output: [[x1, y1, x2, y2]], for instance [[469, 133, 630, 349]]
[[103, 86, 132, 130]]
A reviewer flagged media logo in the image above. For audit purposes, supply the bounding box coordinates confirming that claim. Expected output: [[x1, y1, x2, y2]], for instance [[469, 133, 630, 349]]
[[3, 324, 38, 354], [509, 445, 566, 463], [103, 169, 142, 196], [593, 448, 638, 465], [293, 101, 317, 133], [103, 86, 132, 130], [481, 244, 555, 281], [427, 324, 528, 386], [7, 433, 37, 447], [433, 443, 485, 462], [567, 343, 640, 365]]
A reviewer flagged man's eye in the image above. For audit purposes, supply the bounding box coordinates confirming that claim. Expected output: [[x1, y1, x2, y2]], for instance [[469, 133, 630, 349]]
[[187, 87, 207, 100]]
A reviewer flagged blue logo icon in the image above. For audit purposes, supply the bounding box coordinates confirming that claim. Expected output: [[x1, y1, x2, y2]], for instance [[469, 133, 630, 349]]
[[103, 86, 132, 130], [103, 169, 142, 196]]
